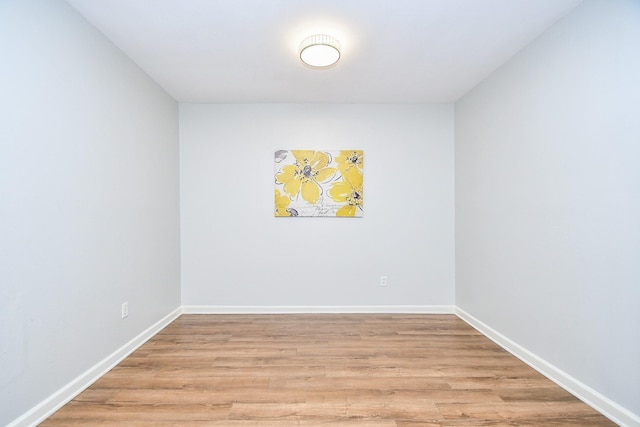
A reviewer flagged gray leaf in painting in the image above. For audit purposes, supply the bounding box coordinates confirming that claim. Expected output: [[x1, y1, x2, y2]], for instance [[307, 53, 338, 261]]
[[274, 150, 288, 163]]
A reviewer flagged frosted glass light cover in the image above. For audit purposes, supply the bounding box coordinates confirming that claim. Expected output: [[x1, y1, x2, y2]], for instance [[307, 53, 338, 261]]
[[299, 34, 341, 68]]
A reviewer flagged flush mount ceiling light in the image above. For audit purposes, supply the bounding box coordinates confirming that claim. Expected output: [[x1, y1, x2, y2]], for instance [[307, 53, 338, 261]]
[[299, 34, 341, 68]]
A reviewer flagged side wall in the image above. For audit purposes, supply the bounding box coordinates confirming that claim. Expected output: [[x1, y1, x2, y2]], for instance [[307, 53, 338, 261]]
[[455, 0, 640, 422], [180, 104, 455, 310], [0, 0, 181, 424]]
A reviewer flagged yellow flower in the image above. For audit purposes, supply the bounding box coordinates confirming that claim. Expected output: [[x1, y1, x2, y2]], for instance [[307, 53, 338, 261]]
[[328, 168, 363, 217], [335, 150, 364, 174], [274, 190, 292, 217], [275, 150, 336, 205]]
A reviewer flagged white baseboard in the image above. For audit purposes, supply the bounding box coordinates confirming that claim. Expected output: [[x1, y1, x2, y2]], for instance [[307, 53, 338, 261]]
[[181, 305, 455, 314], [8, 307, 182, 427], [455, 307, 639, 427]]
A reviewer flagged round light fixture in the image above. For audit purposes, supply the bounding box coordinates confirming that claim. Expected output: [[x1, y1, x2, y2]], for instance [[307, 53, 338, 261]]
[[299, 34, 341, 68]]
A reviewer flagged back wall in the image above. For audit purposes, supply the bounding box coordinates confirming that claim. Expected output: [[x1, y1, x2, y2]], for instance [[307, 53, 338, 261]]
[[179, 104, 455, 310]]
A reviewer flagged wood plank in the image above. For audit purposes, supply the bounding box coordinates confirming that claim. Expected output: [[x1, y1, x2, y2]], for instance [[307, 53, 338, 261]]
[[41, 314, 615, 426]]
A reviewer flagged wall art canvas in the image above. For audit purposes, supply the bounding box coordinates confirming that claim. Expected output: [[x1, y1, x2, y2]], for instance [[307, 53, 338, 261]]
[[274, 150, 364, 217]]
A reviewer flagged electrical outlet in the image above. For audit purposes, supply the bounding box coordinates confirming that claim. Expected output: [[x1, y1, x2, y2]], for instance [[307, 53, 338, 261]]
[[380, 276, 388, 287], [121, 302, 129, 319]]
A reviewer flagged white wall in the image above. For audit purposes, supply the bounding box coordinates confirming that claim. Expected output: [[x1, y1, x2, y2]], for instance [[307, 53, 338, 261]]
[[180, 104, 455, 309], [455, 0, 640, 422], [0, 0, 181, 424]]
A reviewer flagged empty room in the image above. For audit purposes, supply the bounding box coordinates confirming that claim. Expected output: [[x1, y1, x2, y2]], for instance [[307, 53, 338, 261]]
[[1, 0, 638, 425]]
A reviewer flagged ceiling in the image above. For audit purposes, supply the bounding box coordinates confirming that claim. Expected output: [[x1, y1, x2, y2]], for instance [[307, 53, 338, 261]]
[[65, 0, 583, 104]]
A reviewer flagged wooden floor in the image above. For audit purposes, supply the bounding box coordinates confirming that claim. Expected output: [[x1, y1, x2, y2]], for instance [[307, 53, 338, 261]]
[[42, 314, 615, 426]]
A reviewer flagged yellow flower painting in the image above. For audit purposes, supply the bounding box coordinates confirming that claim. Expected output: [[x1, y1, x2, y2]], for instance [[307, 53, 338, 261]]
[[274, 150, 364, 217]]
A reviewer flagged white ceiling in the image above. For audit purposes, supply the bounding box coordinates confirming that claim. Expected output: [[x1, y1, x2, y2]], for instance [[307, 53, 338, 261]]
[[65, 0, 583, 103]]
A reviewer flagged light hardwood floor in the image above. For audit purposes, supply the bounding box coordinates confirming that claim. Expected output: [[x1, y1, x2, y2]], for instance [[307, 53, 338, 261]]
[[42, 314, 615, 426]]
